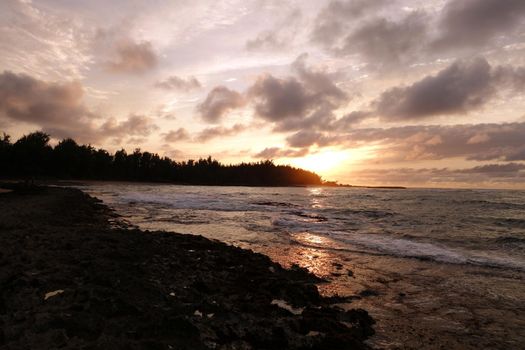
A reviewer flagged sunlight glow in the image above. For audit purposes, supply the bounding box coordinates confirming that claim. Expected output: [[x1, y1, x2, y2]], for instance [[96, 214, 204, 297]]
[[289, 150, 349, 174]]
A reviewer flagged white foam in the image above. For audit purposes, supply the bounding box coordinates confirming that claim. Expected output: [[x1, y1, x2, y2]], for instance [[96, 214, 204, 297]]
[[119, 192, 256, 212], [328, 232, 525, 271], [331, 233, 468, 263]]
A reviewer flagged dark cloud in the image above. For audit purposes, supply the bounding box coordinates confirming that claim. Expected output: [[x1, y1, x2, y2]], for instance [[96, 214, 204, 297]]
[[248, 74, 310, 121], [0, 70, 87, 124], [311, 0, 386, 45], [311, 0, 525, 68], [197, 56, 347, 131], [0, 71, 157, 143], [195, 123, 247, 142], [373, 58, 525, 121], [374, 58, 492, 120], [330, 110, 372, 129], [286, 130, 326, 148], [326, 122, 525, 162], [254, 58, 523, 132], [197, 86, 245, 123], [254, 147, 309, 159], [107, 40, 157, 73], [433, 0, 525, 51], [163, 128, 190, 143], [247, 55, 347, 130], [337, 12, 428, 65], [273, 106, 336, 132], [458, 163, 525, 174], [350, 163, 525, 187], [155, 75, 201, 91]]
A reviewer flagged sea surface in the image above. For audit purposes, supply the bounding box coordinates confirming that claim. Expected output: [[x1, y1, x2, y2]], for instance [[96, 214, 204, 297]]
[[80, 183, 525, 349]]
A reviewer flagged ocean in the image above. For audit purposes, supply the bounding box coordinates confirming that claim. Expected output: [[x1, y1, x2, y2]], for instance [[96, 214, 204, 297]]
[[80, 183, 525, 349]]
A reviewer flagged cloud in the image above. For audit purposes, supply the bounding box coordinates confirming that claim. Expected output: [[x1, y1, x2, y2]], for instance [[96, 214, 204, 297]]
[[197, 86, 245, 123], [0, 70, 156, 143], [433, 0, 525, 51], [311, 0, 525, 68], [246, 32, 286, 51], [0, 0, 92, 80], [311, 0, 387, 45], [162, 128, 190, 143], [254, 147, 309, 159], [286, 130, 326, 148], [330, 111, 372, 129], [506, 148, 525, 161], [155, 75, 201, 91], [107, 39, 157, 73], [0, 70, 86, 123], [245, 8, 302, 51], [273, 106, 337, 132], [326, 122, 525, 162], [248, 74, 310, 121], [247, 55, 347, 130], [373, 58, 525, 121], [337, 12, 428, 65], [44, 114, 157, 145], [350, 163, 525, 187], [196, 55, 347, 131], [311, 1, 426, 66], [195, 56, 524, 142], [374, 58, 492, 120], [458, 163, 525, 174], [195, 123, 247, 142]]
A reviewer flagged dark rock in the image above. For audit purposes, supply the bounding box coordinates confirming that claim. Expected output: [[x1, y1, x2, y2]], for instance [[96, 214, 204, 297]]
[[359, 289, 380, 297], [0, 186, 374, 349]]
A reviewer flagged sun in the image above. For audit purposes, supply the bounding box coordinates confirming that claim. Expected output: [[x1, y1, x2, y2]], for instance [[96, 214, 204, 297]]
[[288, 150, 349, 175]]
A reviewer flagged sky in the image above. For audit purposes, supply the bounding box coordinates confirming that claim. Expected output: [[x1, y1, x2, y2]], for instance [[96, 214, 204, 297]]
[[1, 0, 525, 188]]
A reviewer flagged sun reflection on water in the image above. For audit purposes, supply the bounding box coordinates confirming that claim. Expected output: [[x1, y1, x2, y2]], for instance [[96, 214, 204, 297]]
[[276, 232, 339, 276], [308, 187, 325, 208]]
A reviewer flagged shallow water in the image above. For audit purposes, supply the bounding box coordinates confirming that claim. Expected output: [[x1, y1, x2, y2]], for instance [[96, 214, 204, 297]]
[[80, 183, 525, 349]]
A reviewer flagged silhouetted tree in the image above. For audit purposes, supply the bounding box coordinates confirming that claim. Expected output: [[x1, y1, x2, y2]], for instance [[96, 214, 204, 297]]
[[0, 131, 323, 186], [11, 132, 52, 185], [0, 133, 11, 174]]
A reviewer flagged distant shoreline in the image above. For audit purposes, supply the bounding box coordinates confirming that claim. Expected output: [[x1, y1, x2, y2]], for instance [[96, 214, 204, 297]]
[[0, 178, 406, 189]]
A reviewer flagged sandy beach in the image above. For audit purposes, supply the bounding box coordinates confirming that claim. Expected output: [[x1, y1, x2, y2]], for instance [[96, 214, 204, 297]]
[[0, 184, 374, 349]]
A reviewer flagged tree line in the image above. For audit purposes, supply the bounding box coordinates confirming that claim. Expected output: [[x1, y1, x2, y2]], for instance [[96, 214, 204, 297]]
[[0, 131, 323, 186]]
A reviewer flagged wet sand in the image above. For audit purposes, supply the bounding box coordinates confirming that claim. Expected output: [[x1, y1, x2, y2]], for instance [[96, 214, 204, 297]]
[[0, 185, 374, 349]]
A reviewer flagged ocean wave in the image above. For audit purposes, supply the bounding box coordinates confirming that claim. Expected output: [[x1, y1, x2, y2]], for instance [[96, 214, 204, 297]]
[[453, 199, 525, 210], [119, 192, 257, 212], [495, 236, 525, 245], [491, 218, 525, 229], [252, 201, 299, 208], [84, 184, 525, 272], [326, 232, 525, 271]]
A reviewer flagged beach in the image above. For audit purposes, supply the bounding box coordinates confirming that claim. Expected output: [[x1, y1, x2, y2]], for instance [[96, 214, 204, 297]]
[[80, 182, 525, 349], [0, 184, 374, 349]]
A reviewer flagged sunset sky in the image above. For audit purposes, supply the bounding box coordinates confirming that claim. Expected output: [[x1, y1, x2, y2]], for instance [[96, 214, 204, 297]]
[[1, 0, 525, 188]]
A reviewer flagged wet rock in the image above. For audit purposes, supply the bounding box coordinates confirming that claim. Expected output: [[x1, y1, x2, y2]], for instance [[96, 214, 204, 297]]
[[359, 289, 380, 297]]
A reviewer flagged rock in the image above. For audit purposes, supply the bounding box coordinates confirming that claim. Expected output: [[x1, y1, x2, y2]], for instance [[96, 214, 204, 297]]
[[44, 290, 64, 300]]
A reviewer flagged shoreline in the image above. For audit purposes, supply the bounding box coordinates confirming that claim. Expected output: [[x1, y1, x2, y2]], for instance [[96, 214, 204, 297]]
[[78, 182, 525, 349], [0, 184, 374, 349], [0, 178, 406, 190]]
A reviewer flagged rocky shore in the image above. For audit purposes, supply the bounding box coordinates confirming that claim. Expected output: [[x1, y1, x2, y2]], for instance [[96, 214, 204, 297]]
[[0, 185, 374, 349]]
